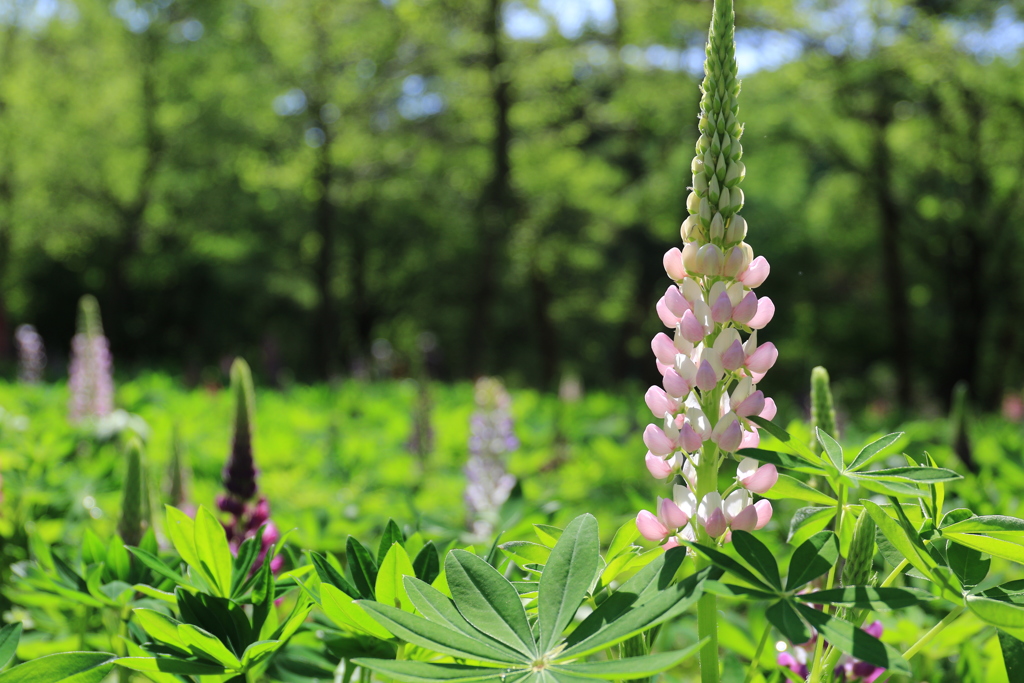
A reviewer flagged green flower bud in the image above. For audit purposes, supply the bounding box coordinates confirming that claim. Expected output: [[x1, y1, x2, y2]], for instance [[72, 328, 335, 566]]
[[681, 216, 700, 242], [708, 175, 721, 205], [77, 295, 104, 339], [729, 186, 744, 214], [694, 172, 708, 195], [697, 134, 711, 154], [687, 191, 700, 215], [716, 153, 727, 181], [725, 161, 745, 188], [810, 366, 838, 455], [118, 436, 148, 547], [842, 512, 877, 587], [710, 212, 725, 241], [699, 196, 713, 226], [699, 114, 711, 134], [691, 156, 705, 175], [711, 132, 722, 156], [725, 214, 747, 243], [718, 186, 731, 214]]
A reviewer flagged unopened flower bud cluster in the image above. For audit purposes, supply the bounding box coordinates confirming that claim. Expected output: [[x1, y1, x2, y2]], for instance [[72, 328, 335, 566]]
[[636, 5, 780, 548]]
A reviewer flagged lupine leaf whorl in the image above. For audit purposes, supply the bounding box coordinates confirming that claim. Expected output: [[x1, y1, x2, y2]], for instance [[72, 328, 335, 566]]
[[684, 0, 745, 246], [118, 436, 147, 546], [810, 366, 837, 455], [842, 511, 876, 587], [77, 294, 104, 339], [223, 358, 258, 501]]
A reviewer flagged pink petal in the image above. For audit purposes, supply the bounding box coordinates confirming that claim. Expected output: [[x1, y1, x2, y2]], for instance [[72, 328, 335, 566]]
[[637, 510, 670, 541], [720, 340, 745, 371], [739, 429, 760, 450], [753, 500, 773, 529], [645, 386, 676, 418], [734, 390, 765, 417], [732, 291, 757, 324], [711, 291, 733, 323], [705, 508, 728, 538], [645, 451, 674, 479], [696, 244, 724, 276], [746, 342, 779, 374], [695, 360, 718, 392], [678, 423, 704, 452], [712, 417, 743, 452], [651, 333, 677, 365], [738, 255, 769, 288], [748, 297, 775, 330], [663, 368, 691, 398], [663, 248, 686, 281], [643, 424, 676, 456], [657, 297, 680, 327], [679, 310, 706, 344], [730, 504, 759, 532], [742, 463, 778, 494], [759, 397, 777, 421], [662, 537, 681, 550], [658, 498, 690, 528], [665, 285, 691, 317]]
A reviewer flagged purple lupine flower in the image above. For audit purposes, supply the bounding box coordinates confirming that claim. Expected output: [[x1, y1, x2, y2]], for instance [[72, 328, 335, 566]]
[[15, 324, 46, 383], [68, 296, 114, 423], [777, 620, 886, 682], [217, 358, 282, 573], [464, 377, 518, 538]]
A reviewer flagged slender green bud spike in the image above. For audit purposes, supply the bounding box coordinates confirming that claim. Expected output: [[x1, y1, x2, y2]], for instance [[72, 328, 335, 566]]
[[224, 358, 258, 501], [76, 294, 104, 338], [691, 0, 744, 237], [118, 436, 147, 547], [842, 511, 876, 587], [168, 424, 190, 507], [810, 366, 838, 455]]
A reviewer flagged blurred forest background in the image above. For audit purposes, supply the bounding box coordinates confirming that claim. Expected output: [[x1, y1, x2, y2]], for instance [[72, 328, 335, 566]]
[[0, 0, 1022, 414]]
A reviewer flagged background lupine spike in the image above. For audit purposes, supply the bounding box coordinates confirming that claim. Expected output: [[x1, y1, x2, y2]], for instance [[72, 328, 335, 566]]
[[223, 358, 258, 501], [464, 377, 518, 539], [168, 424, 191, 508], [77, 294, 104, 339], [15, 325, 46, 384], [810, 366, 838, 455], [118, 436, 148, 546]]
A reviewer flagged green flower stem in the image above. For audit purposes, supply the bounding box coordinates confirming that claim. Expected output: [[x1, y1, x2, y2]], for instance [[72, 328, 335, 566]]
[[880, 559, 910, 588], [808, 484, 846, 683], [696, 388, 723, 683], [742, 624, 773, 683], [873, 606, 966, 683]]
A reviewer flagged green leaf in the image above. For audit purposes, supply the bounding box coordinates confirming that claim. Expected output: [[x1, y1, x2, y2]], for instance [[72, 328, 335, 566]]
[[998, 630, 1024, 682], [81, 530, 107, 567], [785, 531, 838, 592], [943, 516, 1024, 535], [413, 542, 441, 585], [0, 652, 115, 683], [730, 531, 782, 591], [947, 533, 1024, 566], [857, 467, 962, 485], [500, 542, 551, 569], [552, 641, 706, 679], [352, 660, 519, 683], [533, 525, 562, 546], [746, 417, 823, 464], [240, 640, 281, 667], [946, 541, 990, 587], [193, 506, 233, 598], [107, 537, 131, 582], [795, 604, 911, 676], [607, 520, 641, 560], [164, 506, 201, 575], [685, 543, 770, 591], [231, 535, 261, 596], [358, 601, 522, 664], [376, 543, 417, 612], [787, 507, 836, 545], [445, 550, 536, 658], [801, 587, 932, 610], [816, 428, 845, 470], [560, 564, 707, 659], [125, 547, 185, 584], [969, 596, 1024, 640], [862, 501, 935, 580], [538, 514, 600, 652], [114, 657, 227, 676], [251, 544, 276, 637], [320, 583, 393, 639], [848, 433, 903, 471], [703, 581, 778, 601], [346, 536, 378, 600], [379, 520, 406, 566], [132, 609, 188, 650], [736, 448, 823, 475], [404, 577, 526, 659], [311, 552, 360, 598], [766, 600, 809, 644], [177, 624, 242, 670], [760, 474, 836, 506], [119, 641, 178, 683], [0, 623, 23, 670]]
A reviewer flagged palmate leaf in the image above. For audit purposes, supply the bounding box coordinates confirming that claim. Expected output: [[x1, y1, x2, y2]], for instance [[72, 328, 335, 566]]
[[787, 507, 836, 545], [413, 542, 441, 585], [551, 641, 707, 679], [194, 507, 234, 598], [816, 428, 845, 470], [376, 544, 416, 613], [0, 652, 116, 683], [445, 550, 537, 658], [702, 581, 777, 601], [736, 447, 824, 476], [350, 660, 521, 683], [946, 540, 990, 587], [786, 531, 838, 591], [745, 417, 824, 465], [115, 656, 227, 676], [685, 543, 770, 591], [730, 531, 782, 591], [848, 432, 903, 471], [967, 596, 1024, 641], [0, 623, 23, 670], [943, 515, 1024, 535], [766, 600, 809, 644], [358, 601, 521, 664], [801, 586, 932, 610], [378, 520, 406, 566], [760, 474, 837, 506], [311, 552, 360, 599], [537, 514, 600, 652], [862, 501, 936, 580], [998, 630, 1024, 682], [347, 536, 379, 600]]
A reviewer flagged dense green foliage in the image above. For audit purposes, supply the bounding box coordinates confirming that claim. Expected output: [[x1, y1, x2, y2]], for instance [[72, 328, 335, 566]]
[[0, 0, 1022, 408]]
